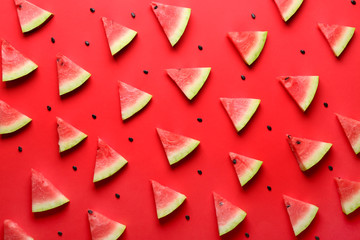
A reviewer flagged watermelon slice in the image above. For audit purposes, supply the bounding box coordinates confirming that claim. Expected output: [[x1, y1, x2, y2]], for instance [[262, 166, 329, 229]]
[[88, 210, 126, 240], [336, 114, 360, 154], [1, 39, 38, 81], [56, 54, 91, 96], [4, 219, 34, 240], [278, 76, 319, 112], [14, 0, 53, 33], [151, 2, 191, 47], [166, 67, 211, 100], [318, 23, 355, 57], [273, 0, 303, 22], [227, 31, 267, 65], [151, 180, 186, 219], [118, 81, 152, 120], [213, 192, 247, 236], [93, 138, 128, 183], [229, 152, 262, 187], [0, 99, 31, 134], [31, 169, 69, 212], [57, 117, 87, 153], [335, 177, 360, 215], [220, 98, 260, 132], [283, 195, 318, 236], [286, 135, 332, 171], [102, 17, 137, 56], [156, 128, 200, 165]]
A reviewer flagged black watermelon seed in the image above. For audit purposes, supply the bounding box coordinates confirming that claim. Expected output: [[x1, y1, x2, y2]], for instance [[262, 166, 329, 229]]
[[115, 193, 120, 199], [267, 125, 272, 131], [72, 166, 77, 171], [92, 114, 97, 119], [18, 5, 22, 9], [241, 75, 246, 80], [88, 210, 93, 214], [51, 37, 55, 43], [328, 166, 333, 171], [90, 8, 95, 13], [85, 41, 90, 46], [323, 102, 328, 108], [296, 141, 301, 144], [285, 77, 290, 80], [251, 13, 256, 19], [219, 202, 224, 206], [351, 0, 356, 5], [315, 236, 320, 240], [154, 5, 158, 9], [197, 170, 203, 175], [232, 159, 237, 164], [57, 231, 63, 236], [47, 105, 51, 111], [287, 135, 292, 139], [198, 45, 203, 51], [245, 233, 250, 238], [143, 70, 149, 74], [185, 215, 190, 220], [18, 146, 22, 152], [197, 118, 203, 123], [128, 137, 134, 142], [131, 12, 136, 18], [286, 204, 291, 208], [300, 49, 305, 54], [267, 186, 272, 191]]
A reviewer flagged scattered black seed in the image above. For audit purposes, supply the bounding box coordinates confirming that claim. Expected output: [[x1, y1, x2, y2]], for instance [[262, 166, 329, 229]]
[[197, 118, 203, 123], [51, 37, 55, 43], [57, 231, 63, 236], [115, 193, 120, 199], [323, 102, 328, 108], [143, 70, 149, 74], [267, 186, 272, 191], [328, 165, 333, 171], [285, 77, 290, 80], [154, 5, 158, 9], [47, 105, 51, 111], [128, 137, 134, 142], [351, 0, 356, 5], [232, 159, 237, 164], [72, 166, 77, 171], [315, 236, 320, 240], [296, 141, 301, 145], [198, 45, 203, 51], [267, 125, 272, 131], [286, 204, 291, 208], [241, 75, 246, 80], [92, 114, 97, 119], [197, 170, 203, 175], [300, 49, 305, 54], [18, 146, 23, 152], [88, 210, 93, 214], [219, 202, 224, 206], [131, 12, 136, 18], [85, 41, 90, 46], [90, 8, 95, 13], [185, 215, 190, 220], [251, 13, 256, 19], [245, 233, 250, 238]]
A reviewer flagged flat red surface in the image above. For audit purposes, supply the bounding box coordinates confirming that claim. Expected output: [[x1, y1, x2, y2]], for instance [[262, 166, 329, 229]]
[[0, 0, 360, 239]]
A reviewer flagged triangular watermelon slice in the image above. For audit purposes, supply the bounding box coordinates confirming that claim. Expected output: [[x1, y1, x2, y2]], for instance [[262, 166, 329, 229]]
[[1, 39, 38, 81], [57, 117, 87, 153], [227, 31, 267, 65], [286, 135, 332, 171], [88, 210, 126, 240], [14, 0, 53, 33], [31, 169, 69, 212], [283, 195, 318, 236], [273, 0, 303, 22], [213, 192, 247, 236], [93, 138, 128, 182], [118, 81, 152, 120], [156, 128, 200, 165], [318, 23, 355, 57], [101, 17, 137, 56], [4, 219, 34, 240], [336, 114, 360, 154], [166, 67, 211, 100], [335, 177, 360, 215], [220, 98, 260, 132], [151, 180, 186, 219], [278, 76, 319, 112], [151, 2, 191, 47], [56, 54, 91, 96], [0, 99, 31, 134], [229, 152, 262, 187]]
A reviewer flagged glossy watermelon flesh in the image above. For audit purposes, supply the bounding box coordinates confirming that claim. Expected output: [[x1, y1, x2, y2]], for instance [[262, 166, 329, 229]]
[[213, 192, 246, 236], [318, 23, 355, 57], [4, 219, 34, 240], [336, 114, 360, 154], [151, 180, 186, 219], [93, 138, 128, 182], [227, 31, 267, 65], [151, 2, 191, 46], [1, 39, 38, 81], [229, 152, 262, 187], [57, 117, 87, 152], [0, 99, 31, 134], [283, 195, 318, 236], [166, 67, 211, 100], [273, 0, 303, 22], [279, 76, 319, 112], [287, 135, 332, 171], [101, 17, 137, 56], [88, 210, 126, 240], [31, 169, 69, 212], [335, 177, 360, 215]]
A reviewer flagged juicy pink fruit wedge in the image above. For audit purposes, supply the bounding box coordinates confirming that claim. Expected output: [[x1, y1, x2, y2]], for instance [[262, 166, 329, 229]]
[[57, 117, 87, 153], [318, 23, 355, 57], [0, 99, 31, 134], [335, 177, 360, 215], [14, 0, 52, 33], [166, 67, 211, 100], [213, 192, 246, 236], [156, 128, 200, 165], [227, 31, 267, 65], [1, 39, 37, 81], [229, 152, 262, 187], [336, 113, 360, 154], [102, 17, 137, 56], [273, 0, 303, 22], [93, 138, 128, 183], [56, 54, 91, 96], [31, 169, 69, 213], [278, 76, 319, 112], [287, 135, 332, 171], [118, 81, 152, 120], [283, 195, 318, 236], [88, 210, 126, 240], [151, 2, 191, 47], [220, 98, 260, 132], [4, 219, 34, 240], [151, 180, 186, 219]]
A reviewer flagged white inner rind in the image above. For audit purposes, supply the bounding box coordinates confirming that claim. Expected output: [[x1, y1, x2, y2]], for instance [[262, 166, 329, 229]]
[[121, 93, 152, 120], [32, 195, 69, 212], [235, 99, 261, 132], [3, 60, 38, 82], [183, 67, 211, 100], [93, 156, 128, 182], [0, 115, 31, 134], [245, 32, 267, 65], [110, 29, 137, 56], [342, 190, 360, 215], [281, 0, 303, 22], [238, 160, 263, 186], [333, 27, 355, 57], [59, 132, 87, 152], [218, 209, 246, 236], [100, 223, 126, 240], [299, 76, 319, 112], [21, 11, 52, 33], [157, 193, 186, 218], [300, 142, 332, 171], [351, 137, 360, 155], [167, 139, 200, 165], [292, 204, 318, 236], [169, 8, 191, 47], [59, 70, 91, 95]]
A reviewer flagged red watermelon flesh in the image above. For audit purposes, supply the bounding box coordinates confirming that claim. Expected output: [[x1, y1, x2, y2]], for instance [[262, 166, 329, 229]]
[[283, 195, 318, 236], [88, 210, 126, 240], [31, 169, 69, 212], [335, 177, 360, 215], [273, 0, 303, 22], [1, 39, 38, 81], [213, 192, 246, 236], [0, 99, 31, 134], [336, 114, 360, 154], [229, 152, 262, 187], [4, 219, 33, 240], [151, 2, 191, 46], [57, 117, 87, 153]]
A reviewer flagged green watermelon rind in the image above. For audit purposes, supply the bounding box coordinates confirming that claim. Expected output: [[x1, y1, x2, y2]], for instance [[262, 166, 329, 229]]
[[59, 70, 91, 96], [235, 99, 261, 132], [168, 8, 191, 47], [0, 114, 31, 134], [93, 156, 128, 183], [332, 27, 355, 57], [183, 67, 211, 100], [109, 29, 137, 56], [238, 160, 263, 187], [299, 76, 319, 112], [292, 204, 318, 236], [280, 0, 303, 22], [157, 192, 186, 219], [20, 11, 53, 33], [341, 189, 360, 215], [32, 194, 69, 213], [59, 132, 87, 152], [219, 208, 247, 236], [245, 31, 267, 66], [2, 60, 38, 82], [121, 92, 152, 120], [167, 139, 200, 165], [336, 114, 360, 154], [299, 142, 332, 171]]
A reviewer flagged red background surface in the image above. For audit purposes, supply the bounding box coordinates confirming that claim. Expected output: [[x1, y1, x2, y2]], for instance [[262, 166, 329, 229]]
[[1, 0, 360, 239]]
